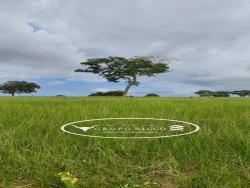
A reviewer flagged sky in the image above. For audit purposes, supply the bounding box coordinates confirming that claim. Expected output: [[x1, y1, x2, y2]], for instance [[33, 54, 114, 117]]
[[0, 0, 250, 96]]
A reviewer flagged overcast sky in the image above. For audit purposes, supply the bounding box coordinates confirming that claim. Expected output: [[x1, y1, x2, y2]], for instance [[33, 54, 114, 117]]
[[0, 0, 250, 96]]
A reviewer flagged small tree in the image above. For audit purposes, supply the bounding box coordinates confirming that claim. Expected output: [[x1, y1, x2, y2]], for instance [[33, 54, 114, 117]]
[[195, 90, 213, 97], [232, 90, 250, 97], [75, 56, 170, 96], [0, 81, 41, 96], [212, 91, 230, 97]]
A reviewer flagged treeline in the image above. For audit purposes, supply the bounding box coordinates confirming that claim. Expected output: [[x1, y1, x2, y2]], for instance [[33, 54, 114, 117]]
[[1, 80, 249, 98], [89, 91, 160, 97], [195, 90, 250, 97]]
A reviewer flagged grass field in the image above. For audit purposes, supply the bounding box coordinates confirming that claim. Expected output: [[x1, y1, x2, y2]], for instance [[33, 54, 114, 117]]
[[0, 97, 249, 187]]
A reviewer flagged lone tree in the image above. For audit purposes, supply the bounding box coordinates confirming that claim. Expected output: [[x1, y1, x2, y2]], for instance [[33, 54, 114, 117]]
[[232, 90, 250, 97], [0, 81, 41, 96], [75, 56, 170, 96]]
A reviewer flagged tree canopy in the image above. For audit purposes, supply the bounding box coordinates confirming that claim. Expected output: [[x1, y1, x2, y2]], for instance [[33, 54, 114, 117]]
[[195, 90, 230, 97], [231, 90, 250, 97], [76, 56, 170, 96], [88, 90, 124, 96], [195, 90, 213, 97], [212, 91, 230, 97], [0, 81, 41, 96], [195, 90, 250, 97]]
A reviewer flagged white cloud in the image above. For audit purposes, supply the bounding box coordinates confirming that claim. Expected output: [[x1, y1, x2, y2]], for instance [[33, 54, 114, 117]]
[[0, 0, 250, 95]]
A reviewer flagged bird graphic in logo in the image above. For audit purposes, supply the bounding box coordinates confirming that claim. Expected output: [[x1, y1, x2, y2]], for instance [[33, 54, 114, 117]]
[[72, 125, 98, 132]]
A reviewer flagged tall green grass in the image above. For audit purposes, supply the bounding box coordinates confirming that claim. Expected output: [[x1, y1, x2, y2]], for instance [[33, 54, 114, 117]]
[[0, 97, 249, 187]]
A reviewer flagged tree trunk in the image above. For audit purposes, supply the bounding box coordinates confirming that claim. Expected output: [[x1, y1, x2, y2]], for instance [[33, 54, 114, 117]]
[[11, 92, 15, 96], [123, 75, 137, 96], [123, 84, 132, 96]]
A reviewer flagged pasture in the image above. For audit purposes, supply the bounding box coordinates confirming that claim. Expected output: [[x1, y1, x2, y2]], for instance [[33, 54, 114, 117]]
[[0, 97, 249, 187]]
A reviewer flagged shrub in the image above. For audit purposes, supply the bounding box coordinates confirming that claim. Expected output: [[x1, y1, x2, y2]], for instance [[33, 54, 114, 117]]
[[89, 90, 124, 96], [145, 93, 159, 97], [56, 95, 66, 97]]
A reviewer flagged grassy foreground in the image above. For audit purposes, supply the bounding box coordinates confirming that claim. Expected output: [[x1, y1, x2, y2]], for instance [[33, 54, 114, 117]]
[[0, 97, 249, 187]]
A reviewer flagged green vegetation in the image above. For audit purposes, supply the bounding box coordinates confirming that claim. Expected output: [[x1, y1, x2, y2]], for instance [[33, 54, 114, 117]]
[[145, 93, 160, 97], [0, 97, 249, 187], [75, 56, 170, 96], [195, 90, 230, 97], [195, 90, 250, 97], [0, 81, 40, 96], [232, 90, 250, 97], [89, 90, 124, 96]]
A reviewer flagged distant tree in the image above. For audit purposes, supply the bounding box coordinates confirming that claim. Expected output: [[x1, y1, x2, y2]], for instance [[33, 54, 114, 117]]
[[76, 56, 171, 96], [88, 90, 124, 96], [212, 91, 230, 97], [0, 81, 40, 96], [56, 95, 66, 97], [195, 90, 230, 97], [231, 90, 250, 97], [195, 90, 213, 97], [145, 93, 159, 97]]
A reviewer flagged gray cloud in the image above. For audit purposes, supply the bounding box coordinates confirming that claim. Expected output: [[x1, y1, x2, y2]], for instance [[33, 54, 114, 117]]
[[0, 0, 250, 95]]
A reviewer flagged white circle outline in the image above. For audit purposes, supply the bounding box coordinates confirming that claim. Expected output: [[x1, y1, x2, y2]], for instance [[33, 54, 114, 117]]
[[61, 118, 200, 139]]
